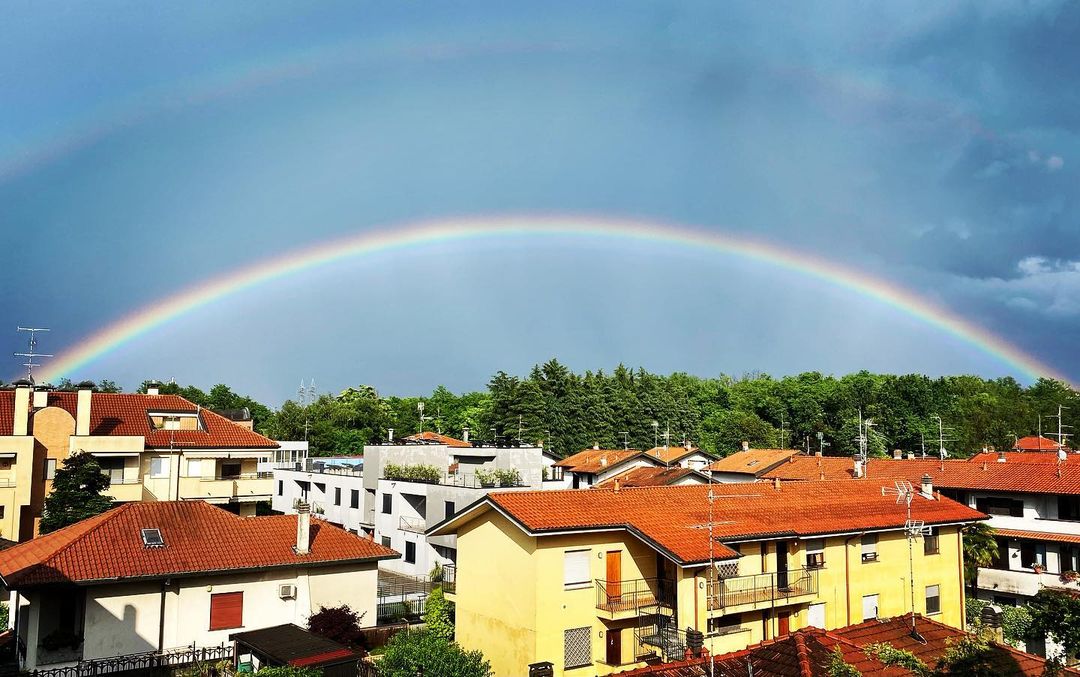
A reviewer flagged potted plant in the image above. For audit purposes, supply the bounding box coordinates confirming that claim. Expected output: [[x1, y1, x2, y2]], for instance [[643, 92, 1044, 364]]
[[475, 469, 497, 487], [1061, 570, 1079, 583], [1032, 563, 1046, 574]]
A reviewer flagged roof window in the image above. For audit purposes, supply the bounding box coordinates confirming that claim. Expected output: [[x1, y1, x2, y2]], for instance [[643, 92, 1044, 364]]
[[141, 528, 165, 548]]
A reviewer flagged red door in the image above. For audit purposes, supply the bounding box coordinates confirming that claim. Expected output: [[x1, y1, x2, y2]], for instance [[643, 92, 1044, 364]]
[[778, 611, 791, 636], [606, 628, 622, 666], [606, 551, 622, 603]]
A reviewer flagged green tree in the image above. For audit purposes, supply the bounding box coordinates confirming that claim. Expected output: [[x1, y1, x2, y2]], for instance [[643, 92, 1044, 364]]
[[963, 524, 999, 593], [253, 668, 320, 677], [424, 587, 455, 640], [934, 631, 998, 677], [40, 452, 114, 533], [379, 629, 491, 677], [1028, 589, 1080, 660], [827, 648, 861, 677], [307, 604, 365, 647]]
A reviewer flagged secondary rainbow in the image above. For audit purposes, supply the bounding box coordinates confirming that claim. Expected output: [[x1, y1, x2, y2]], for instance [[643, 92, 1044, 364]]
[[40, 215, 1066, 384]]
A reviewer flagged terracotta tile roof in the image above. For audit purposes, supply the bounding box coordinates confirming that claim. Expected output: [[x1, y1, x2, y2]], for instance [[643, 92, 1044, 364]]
[[1015, 435, 1070, 452], [0, 501, 397, 587], [481, 481, 983, 565], [994, 527, 1080, 546], [403, 431, 472, 448], [645, 445, 704, 465], [761, 455, 1080, 496], [969, 451, 1067, 464], [594, 466, 704, 488], [620, 615, 1076, 676], [553, 448, 652, 473], [0, 391, 277, 449], [707, 449, 801, 475]]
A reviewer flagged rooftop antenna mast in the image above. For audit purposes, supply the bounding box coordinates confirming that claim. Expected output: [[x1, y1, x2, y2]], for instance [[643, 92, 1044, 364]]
[[652, 421, 659, 449], [816, 431, 830, 456], [307, 379, 316, 404], [931, 415, 953, 460], [881, 480, 932, 639], [779, 413, 786, 450], [619, 431, 630, 450], [662, 424, 671, 449], [1048, 405, 1071, 452], [14, 327, 52, 382], [517, 415, 524, 444], [297, 379, 306, 406]]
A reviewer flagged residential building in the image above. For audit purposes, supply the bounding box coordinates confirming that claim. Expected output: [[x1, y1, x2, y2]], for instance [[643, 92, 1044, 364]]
[[643, 444, 713, 470], [1014, 435, 1070, 452], [554, 448, 664, 489], [429, 480, 982, 676], [0, 500, 396, 671], [759, 451, 1080, 658], [594, 466, 709, 488], [0, 382, 280, 541], [617, 613, 1077, 676], [272, 456, 365, 533], [705, 446, 801, 483]]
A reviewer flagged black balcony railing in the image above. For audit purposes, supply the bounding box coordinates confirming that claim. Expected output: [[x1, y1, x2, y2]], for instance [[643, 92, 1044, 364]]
[[595, 578, 675, 613], [636, 614, 687, 663], [441, 564, 456, 594], [27, 644, 233, 677], [707, 567, 818, 611]]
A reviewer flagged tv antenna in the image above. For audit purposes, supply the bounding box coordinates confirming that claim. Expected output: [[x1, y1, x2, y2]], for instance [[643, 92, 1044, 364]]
[[619, 431, 630, 450], [417, 401, 432, 435], [662, 424, 671, 449], [931, 416, 954, 460], [517, 415, 524, 444], [652, 421, 659, 449], [14, 327, 52, 382], [881, 480, 933, 638], [1047, 405, 1071, 452], [779, 413, 786, 450], [816, 431, 830, 456], [297, 379, 306, 406]]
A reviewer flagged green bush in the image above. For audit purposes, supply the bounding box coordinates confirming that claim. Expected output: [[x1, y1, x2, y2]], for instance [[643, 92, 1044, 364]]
[[424, 587, 455, 640], [254, 668, 321, 677], [383, 463, 442, 483], [0, 602, 7, 631], [379, 629, 491, 677], [474, 469, 496, 486], [493, 468, 522, 486], [863, 642, 930, 675]]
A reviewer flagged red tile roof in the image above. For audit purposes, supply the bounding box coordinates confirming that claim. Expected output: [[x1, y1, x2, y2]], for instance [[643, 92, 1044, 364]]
[[969, 451, 1067, 464], [645, 446, 704, 465], [620, 614, 1076, 676], [707, 449, 800, 475], [594, 466, 704, 488], [994, 527, 1080, 546], [0, 391, 277, 449], [475, 481, 983, 565], [1015, 435, 1070, 452], [0, 501, 397, 587], [403, 431, 472, 448], [761, 455, 1080, 496], [553, 448, 653, 473]]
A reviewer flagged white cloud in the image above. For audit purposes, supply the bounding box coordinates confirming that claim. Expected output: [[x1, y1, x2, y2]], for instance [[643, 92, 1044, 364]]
[[1047, 155, 1065, 171], [958, 256, 1080, 317]]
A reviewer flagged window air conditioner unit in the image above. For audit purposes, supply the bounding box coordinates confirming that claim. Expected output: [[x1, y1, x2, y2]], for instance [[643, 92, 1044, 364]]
[[278, 584, 297, 600]]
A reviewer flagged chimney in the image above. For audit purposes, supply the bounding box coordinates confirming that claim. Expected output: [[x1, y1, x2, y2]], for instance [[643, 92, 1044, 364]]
[[814, 450, 823, 458], [76, 381, 93, 436], [997, 450, 1007, 463], [773, 477, 781, 490], [146, 380, 160, 396], [906, 451, 916, 460], [741, 441, 750, 452], [892, 449, 902, 460], [12, 380, 31, 436], [613, 479, 620, 493], [593, 443, 600, 450], [921, 473, 934, 498], [295, 502, 311, 555], [853, 459, 864, 479], [32, 385, 51, 409], [462, 427, 470, 443], [387, 428, 394, 442]]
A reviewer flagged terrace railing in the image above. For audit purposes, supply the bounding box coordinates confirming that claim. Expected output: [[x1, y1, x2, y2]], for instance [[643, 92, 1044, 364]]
[[706, 567, 818, 611], [27, 644, 234, 677], [595, 578, 675, 613]]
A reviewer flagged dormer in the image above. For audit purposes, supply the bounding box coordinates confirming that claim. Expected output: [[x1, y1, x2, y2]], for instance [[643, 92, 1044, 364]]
[[148, 410, 203, 431]]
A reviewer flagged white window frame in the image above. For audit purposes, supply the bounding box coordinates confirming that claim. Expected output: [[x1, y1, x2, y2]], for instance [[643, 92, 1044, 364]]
[[862, 594, 879, 621], [150, 457, 170, 479], [806, 538, 825, 568], [563, 549, 591, 589], [44, 458, 57, 481], [187, 459, 203, 478], [925, 584, 941, 615], [861, 533, 878, 562]]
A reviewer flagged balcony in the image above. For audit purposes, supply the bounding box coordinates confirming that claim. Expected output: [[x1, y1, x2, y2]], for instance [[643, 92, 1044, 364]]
[[636, 614, 687, 664], [399, 515, 426, 534], [595, 578, 675, 616], [178, 474, 273, 503], [706, 568, 818, 612], [106, 478, 144, 502], [441, 564, 456, 595]]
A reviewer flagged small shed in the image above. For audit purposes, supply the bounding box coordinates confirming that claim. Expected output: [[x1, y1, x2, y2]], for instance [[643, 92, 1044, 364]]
[[232, 624, 360, 677]]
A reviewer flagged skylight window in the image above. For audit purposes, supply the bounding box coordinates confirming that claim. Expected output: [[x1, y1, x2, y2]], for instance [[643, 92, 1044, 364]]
[[141, 528, 165, 548]]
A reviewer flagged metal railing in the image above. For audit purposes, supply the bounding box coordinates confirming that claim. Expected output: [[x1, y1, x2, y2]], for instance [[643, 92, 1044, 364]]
[[399, 515, 426, 533], [441, 564, 456, 594], [706, 567, 818, 611], [27, 644, 233, 677], [203, 472, 273, 480], [635, 614, 687, 663], [382, 472, 527, 489], [595, 578, 675, 613]]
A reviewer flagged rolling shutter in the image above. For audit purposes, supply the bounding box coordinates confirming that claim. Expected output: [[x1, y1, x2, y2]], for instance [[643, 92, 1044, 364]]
[[209, 591, 243, 630]]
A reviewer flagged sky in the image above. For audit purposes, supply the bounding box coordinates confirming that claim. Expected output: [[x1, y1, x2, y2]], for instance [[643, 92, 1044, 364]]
[[1, 1, 1078, 404]]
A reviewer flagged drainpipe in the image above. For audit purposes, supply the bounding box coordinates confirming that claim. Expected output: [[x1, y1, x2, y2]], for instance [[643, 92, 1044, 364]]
[[158, 580, 168, 652], [844, 532, 865, 626], [958, 529, 966, 632]]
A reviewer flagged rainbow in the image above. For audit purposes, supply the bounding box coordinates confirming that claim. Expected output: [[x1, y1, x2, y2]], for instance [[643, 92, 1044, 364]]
[[40, 215, 1066, 385]]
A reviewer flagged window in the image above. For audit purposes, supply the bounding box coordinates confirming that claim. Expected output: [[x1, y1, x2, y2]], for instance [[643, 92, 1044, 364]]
[[43, 458, 57, 481], [1020, 542, 1047, 569], [99, 457, 125, 484], [163, 416, 181, 430], [405, 541, 416, 564], [707, 614, 743, 636], [807, 603, 826, 628], [209, 591, 243, 630], [334, 487, 341, 506], [805, 539, 825, 569], [141, 528, 165, 547], [445, 500, 456, 519], [563, 549, 591, 588], [220, 463, 241, 479], [381, 493, 392, 514], [563, 627, 592, 669], [862, 594, 879, 621], [976, 496, 1024, 517], [351, 489, 360, 509], [277, 481, 283, 497], [0, 506, 5, 520], [924, 528, 940, 555], [1060, 496, 1080, 521], [150, 457, 169, 478], [186, 459, 203, 478], [381, 536, 392, 549], [925, 584, 941, 615], [861, 534, 878, 562], [1064, 546, 1080, 573]]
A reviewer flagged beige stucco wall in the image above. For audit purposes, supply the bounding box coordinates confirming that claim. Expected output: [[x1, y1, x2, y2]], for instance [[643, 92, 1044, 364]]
[[84, 583, 161, 659], [0, 436, 34, 540]]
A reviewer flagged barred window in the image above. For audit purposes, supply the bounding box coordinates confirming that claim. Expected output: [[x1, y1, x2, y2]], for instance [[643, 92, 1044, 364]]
[[564, 627, 591, 668]]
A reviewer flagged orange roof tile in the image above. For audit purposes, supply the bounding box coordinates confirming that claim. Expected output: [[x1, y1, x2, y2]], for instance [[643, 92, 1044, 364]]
[[707, 449, 800, 475], [553, 448, 651, 473], [403, 431, 472, 447], [1015, 435, 1070, 452], [994, 528, 1080, 546], [594, 466, 704, 488], [478, 481, 983, 565], [0, 501, 397, 587], [644, 445, 704, 465], [0, 391, 277, 449], [969, 451, 1067, 464]]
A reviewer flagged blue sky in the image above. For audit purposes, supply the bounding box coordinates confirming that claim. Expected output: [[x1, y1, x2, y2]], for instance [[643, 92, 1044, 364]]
[[2, 1, 1078, 403]]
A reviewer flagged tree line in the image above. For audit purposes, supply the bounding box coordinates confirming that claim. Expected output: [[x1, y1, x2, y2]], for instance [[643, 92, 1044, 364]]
[[58, 361, 1071, 459]]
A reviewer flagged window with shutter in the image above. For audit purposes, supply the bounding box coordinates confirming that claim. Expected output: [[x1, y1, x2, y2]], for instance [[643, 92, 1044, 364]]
[[564, 627, 591, 668], [209, 591, 243, 630], [925, 585, 940, 615], [563, 549, 591, 589]]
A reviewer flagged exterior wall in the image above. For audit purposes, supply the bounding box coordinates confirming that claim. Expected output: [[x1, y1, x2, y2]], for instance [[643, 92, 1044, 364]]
[[0, 436, 35, 541], [272, 466, 366, 532]]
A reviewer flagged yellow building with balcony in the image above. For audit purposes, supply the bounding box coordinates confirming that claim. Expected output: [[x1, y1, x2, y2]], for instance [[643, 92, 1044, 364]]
[[0, 381, 278, 541], [430, 479, 985, 676]]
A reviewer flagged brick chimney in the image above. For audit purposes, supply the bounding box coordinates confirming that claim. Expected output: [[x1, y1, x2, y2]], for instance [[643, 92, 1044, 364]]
[[13, 380, 31, 436], [76, 381, 94, 436], [295, 502, 311, 555]]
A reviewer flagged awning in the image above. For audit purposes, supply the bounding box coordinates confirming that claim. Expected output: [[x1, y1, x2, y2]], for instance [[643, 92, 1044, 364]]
[[994, 528, 1080, 545], [0, 453, 15, 459], [88, 451, 141, 457], [183, 450, 271, 460]]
